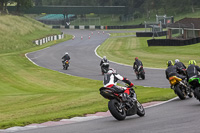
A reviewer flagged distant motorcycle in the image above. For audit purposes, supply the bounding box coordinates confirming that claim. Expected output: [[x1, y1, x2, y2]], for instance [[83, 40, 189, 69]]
[[101, 62, 109, 75], [188, 76, 200, 101], [63, 60, 69, 70], [169, 76, 192, 100], [99, 86, 145, 120], [135, 66, 145, 80]]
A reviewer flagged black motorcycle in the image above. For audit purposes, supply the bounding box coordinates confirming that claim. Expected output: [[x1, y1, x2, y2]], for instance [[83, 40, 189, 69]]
[[99, 86, 145, 120], [63, 60, 69, 70], [135, 66, 145, 80], [101, 62, 109, 75]]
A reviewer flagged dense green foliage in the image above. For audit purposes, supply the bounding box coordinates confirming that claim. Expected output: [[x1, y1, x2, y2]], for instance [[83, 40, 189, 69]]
[[2, 0, 200, 20], [39, 0, 200, 18], [0, 0, 33, 13]]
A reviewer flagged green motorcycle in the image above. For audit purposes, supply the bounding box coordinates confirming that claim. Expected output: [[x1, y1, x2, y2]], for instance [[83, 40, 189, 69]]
[[188, 76, 200, 101]]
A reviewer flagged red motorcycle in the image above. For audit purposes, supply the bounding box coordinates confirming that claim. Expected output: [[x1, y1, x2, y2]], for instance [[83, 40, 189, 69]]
[[99, 86, 145, 120], [135, 66, 145, 80]]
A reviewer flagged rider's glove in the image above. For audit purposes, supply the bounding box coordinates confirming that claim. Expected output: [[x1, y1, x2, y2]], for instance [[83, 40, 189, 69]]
[[129, 83, 134, 87]]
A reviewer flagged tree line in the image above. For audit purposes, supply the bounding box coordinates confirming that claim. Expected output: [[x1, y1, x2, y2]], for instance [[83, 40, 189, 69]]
[[1, 0, 200, 17], [0, 0, 33, 13]]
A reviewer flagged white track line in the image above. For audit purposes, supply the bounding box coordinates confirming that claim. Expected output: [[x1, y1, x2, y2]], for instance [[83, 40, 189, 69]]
[[94, 45, 164, 70]]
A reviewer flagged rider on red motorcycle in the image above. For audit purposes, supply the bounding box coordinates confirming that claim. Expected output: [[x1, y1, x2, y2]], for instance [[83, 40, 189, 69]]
[[174, 59, 187, 75], [133, 57, 143, 74], [103, 68, 135, 101], [174, 59, 186, 69], [165, 60, 186, 80]]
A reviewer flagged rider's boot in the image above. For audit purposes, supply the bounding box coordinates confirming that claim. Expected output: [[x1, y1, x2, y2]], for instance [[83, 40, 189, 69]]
[[133, 93, 137, 101]]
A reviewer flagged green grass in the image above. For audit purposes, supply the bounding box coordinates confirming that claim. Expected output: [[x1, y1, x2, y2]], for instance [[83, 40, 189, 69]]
[[97, 34, 200, 68], [0, 15, 176, 129]]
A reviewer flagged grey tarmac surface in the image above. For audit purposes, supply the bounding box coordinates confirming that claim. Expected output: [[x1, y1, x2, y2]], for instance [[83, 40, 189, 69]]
[[27, 29, 169, 88], [5, 29, 200, 133], [15, 98, 200, 133]]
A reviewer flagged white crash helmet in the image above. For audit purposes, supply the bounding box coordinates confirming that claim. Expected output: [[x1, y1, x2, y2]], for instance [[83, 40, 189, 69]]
[[107, 68, 116, 74], [175, 59, 179, 63], [65, 52, 68, 55]]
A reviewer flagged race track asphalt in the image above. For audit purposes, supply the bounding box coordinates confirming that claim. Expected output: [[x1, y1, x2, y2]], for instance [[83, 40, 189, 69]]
[[27, 29, 169, 88], [11, 29, 200, 133]]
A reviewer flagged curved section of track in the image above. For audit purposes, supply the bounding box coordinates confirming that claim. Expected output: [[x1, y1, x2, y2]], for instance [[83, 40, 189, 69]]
[[21, 29, 200, 133], [27, 29, 169, 88]]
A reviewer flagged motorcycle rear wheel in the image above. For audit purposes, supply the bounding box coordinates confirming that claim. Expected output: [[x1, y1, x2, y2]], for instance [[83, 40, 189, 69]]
[[141, 74, 145, 80], [175, 84, 186, 100], [194, 88, 200, 101], [63, 64, 69, 70], [136, 101, 145, 117], [108, 99, 126, 121]]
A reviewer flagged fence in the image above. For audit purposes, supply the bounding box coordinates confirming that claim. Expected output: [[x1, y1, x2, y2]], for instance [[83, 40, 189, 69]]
[[34, 32, 64, 45]]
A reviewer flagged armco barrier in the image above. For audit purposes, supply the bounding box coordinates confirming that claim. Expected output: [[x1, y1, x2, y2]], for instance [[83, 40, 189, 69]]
[[148, 37, 200, 46], [79, 25, 85, 30], [85, 26, 89, 29], [95, 26, 101, 29], [89, 25, 95, 29], [34, 32, 64, 45], [69, 25, 74, 29], [74, 26, 79, 29], [52, 24, 144, 29]]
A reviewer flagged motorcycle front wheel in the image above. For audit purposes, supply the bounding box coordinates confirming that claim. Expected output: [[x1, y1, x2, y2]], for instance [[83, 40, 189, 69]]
[[108, 99, 126, 121], [136, 74, 139, 80], [136, 101, 145, 117]]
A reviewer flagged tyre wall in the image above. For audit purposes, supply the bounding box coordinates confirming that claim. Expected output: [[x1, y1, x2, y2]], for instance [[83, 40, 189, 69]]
[[136, 31, 167, 37], [147, 37, 200, 46], [52, 24, 144, 29]]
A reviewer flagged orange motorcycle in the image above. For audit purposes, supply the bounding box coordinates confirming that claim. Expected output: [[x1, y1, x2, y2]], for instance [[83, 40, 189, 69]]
[[169, 76, 192, 100]]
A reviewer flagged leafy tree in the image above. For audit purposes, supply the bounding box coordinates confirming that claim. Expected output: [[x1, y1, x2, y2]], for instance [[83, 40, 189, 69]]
[[33, 0, 42, 6], [0, 0, 10, 13], [14, 0, 33, 12]]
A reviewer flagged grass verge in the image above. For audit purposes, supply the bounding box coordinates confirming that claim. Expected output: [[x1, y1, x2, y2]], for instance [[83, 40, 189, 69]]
[[97, 33, 200, 68]]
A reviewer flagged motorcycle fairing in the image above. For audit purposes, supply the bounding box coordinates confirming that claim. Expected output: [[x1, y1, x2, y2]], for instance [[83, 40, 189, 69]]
[[189, 77, 200, 87], [65, 60, 69, 64], [169, 76, 182, 85], [99, 87, 120, 100]]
